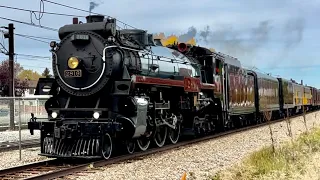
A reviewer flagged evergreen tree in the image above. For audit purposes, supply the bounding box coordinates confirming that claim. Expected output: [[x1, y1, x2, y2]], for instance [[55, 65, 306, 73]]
[[42, 67, 52, 78]]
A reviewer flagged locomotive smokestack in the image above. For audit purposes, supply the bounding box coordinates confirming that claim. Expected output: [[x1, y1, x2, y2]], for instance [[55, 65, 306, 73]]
[[86, 15, 104, 23], [301, 80, 303, 85]]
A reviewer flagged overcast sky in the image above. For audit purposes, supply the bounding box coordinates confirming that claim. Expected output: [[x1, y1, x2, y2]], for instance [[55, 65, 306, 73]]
[[0, 0, 319, 87]]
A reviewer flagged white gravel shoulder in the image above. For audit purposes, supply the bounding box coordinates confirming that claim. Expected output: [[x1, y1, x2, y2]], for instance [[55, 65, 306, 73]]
[[0, 129, 40, 143], [72, 111, 320, 180], [0, 147, 51, 170]]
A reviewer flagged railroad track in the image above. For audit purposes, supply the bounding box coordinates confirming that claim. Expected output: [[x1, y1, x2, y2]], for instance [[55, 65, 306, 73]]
[[0, 159, 89, 180], [0, 139, 40, 152], [0, 110, 316, 180]]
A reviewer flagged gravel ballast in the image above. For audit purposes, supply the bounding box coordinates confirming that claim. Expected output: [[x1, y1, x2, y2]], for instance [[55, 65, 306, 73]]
[[0, 112, 319, 179], [0, 147, 50, 170], [0, 129, 40, 143], [75, 111, 320, 180]]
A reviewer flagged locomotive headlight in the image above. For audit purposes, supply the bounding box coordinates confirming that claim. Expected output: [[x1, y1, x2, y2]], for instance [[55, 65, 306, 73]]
[[68, 57, 79, 69], [51, 111, 58, 119], [93, 112, 100, 119]]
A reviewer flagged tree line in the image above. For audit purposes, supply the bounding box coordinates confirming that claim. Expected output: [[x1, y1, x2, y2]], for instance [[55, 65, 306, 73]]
[[0, 59, 52, 96]]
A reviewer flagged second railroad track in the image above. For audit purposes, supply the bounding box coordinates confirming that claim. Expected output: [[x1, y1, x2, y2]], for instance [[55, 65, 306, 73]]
[[0, 139, 40, 152]]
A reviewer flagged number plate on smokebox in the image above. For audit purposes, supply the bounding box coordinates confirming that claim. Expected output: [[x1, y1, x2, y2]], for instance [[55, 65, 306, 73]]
[[64, 70, 82, 77]]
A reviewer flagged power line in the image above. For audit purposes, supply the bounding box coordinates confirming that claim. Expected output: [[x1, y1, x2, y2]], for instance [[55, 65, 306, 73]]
[[0, 2, 139, 32], [243, 62, 320, 71], [0, 42, 8, 54], [16, 53, 51, 59], [1, 31, 6, 49], [0, 49, 7, 54], [30, 0, 45, 26], [0, 30, 59, 41], [15, 33, 58, 41], [0, 51, 51, 60], [0, 30, 54, 51], [0, 16, 58, 31], [0, 56, 51, 62], [262, 66, 320, 70], [0, 5, 86, 18], [16, 34, 50, 44], [16, 57, 51, 62], [0, 31, 8, 54], [21, 64, 50, 69], [42, 0, 137, 29], [43, 0, 98, 15]]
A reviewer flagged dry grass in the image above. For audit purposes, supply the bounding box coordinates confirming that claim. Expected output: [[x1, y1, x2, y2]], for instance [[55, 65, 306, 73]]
[[208, 126, 320, 180]]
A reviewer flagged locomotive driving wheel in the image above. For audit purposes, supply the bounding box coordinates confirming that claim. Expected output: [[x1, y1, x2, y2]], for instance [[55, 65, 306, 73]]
[[101, 133, 113, 160], [125, 139, 135, 154], [168, 124, 180, 144], [136, 136, 150, 151], [168, 114, 182, 144], [154, 125, 167, 147]]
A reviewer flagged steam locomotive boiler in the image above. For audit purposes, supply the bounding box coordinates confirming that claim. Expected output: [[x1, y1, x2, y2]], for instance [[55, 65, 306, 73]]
[[28, 15, 221, 159]]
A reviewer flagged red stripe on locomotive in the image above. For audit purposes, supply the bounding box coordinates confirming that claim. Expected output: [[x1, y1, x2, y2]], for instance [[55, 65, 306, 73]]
[[132, 75, 215, 92]]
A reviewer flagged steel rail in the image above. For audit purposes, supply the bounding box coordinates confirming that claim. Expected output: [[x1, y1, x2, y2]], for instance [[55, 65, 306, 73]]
[[0, 159, 60, 179], [0, 139, 40, 152]]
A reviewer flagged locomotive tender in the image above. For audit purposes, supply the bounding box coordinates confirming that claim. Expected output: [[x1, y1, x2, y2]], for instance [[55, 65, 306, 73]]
[[28, 15, 320, 159]]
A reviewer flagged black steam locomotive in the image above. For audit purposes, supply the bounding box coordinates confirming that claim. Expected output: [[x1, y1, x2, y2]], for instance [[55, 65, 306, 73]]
[[28, 15, 320, 159], [28, 15, 220, 159]]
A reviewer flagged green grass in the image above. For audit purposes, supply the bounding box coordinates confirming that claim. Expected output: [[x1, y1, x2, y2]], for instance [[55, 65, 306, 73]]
[[209, 127, 320, 180]]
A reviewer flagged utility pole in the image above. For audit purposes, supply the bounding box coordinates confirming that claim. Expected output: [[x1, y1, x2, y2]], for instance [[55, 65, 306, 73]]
[[4, 23, 15, 130]]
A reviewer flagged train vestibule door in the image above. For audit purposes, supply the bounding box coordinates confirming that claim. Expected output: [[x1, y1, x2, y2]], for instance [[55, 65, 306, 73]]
[[214, 58, 230, 129]]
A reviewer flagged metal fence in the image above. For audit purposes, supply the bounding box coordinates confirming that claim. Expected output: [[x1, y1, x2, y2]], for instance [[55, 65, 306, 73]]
[[0, 96, 51, 130]]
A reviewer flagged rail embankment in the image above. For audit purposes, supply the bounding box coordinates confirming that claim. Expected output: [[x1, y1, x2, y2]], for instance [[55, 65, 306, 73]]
[[210, 114, 320, 180]]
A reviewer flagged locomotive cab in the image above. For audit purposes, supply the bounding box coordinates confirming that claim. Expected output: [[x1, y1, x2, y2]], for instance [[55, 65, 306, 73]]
[[200, 56, 214, 84]]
